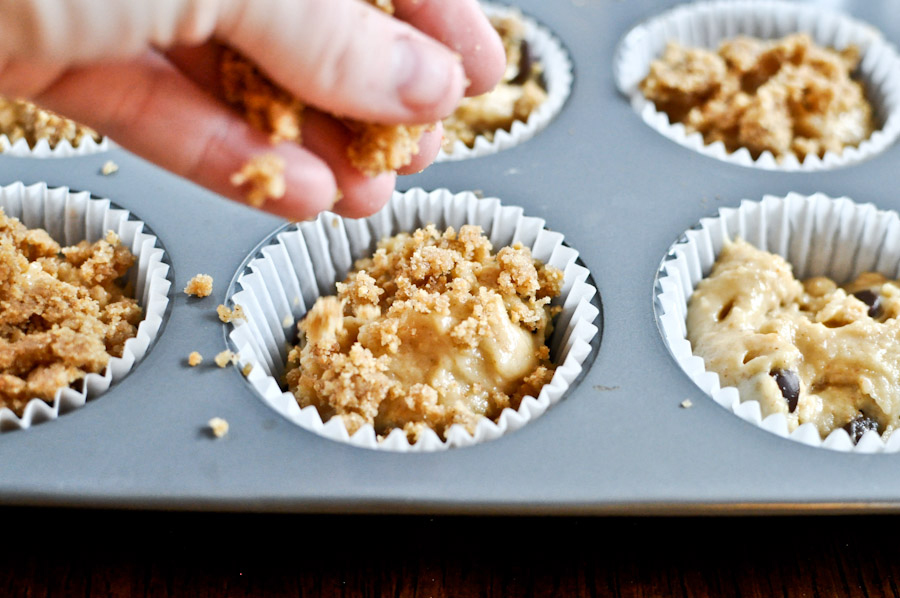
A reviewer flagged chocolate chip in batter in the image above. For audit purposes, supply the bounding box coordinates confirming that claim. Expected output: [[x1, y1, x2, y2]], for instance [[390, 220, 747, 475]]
[[511, 40, 534, 86], [771, 369, 800, 413], [842, 413, 880, 444], [853, 289, 882, 319]]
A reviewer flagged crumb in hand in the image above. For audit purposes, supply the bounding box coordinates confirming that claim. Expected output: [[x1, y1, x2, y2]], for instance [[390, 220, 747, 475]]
[[217, 304, 245, 323], [188, 351, 203, 367], [214, 350, 238, 368], [230, 153, 286, 208], [208, 417, 229, 438], [184, 273, 213, 297]]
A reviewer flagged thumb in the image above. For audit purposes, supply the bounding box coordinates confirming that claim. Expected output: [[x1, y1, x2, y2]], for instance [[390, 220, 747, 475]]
[[215, 0, 466, 124]]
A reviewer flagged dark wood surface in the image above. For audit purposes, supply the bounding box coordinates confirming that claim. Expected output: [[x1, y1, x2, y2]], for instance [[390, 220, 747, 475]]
[[2, 508, 899, 597]]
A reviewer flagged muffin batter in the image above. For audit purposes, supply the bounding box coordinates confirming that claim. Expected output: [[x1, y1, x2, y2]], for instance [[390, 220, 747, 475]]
[[0, 210, 141, 414], [640, 34, 874, 161], [441, 12, 548, 152], [285, 224, 563, 442], [687, 239, 900, 443]]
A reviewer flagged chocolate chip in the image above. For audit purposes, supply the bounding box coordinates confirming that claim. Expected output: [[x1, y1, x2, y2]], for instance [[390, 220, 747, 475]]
[[510, 40, 534, 86], [842, 413, 880, 444], [853, 289, 882, 318], [771, 369, 800, 412]]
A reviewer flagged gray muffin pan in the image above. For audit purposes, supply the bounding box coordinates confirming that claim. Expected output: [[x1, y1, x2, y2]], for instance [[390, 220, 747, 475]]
[[1, 0, 899, 515]]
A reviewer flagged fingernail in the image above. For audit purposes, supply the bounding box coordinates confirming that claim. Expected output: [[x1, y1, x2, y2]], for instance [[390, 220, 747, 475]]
[[393, 37, 461, 110]]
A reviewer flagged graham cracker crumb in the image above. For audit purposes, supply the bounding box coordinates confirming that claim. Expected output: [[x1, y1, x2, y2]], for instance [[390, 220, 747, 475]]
[[188, 351, 203, 367], [680, 399, 693, 409], [208, 417, 229, 438], [242, 363, 253, 377], [230, 153, 286, 208], [214, 350, 238, 368], [184, 273, 213, 297], [100, 160, 119, 176]]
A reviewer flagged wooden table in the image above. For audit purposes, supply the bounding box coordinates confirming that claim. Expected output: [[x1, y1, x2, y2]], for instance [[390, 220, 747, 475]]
[[2, 507, 896, 597]]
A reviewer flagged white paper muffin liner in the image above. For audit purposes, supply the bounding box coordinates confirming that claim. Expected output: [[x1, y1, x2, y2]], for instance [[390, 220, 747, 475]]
[[656, 192, 900, 453], [0, 134, 110, 158], [226, 188, 599, 452], [614, 0, 900, 171], [0, 182, 171, 431], [436, 3, 573, 162]]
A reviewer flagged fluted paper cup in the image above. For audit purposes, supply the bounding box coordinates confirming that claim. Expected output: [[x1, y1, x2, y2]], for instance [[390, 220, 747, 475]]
[[656, 192, 900, 453], [614, 0, 900, 171], [225, 188, 600, 452], [0, 182, 171, 431]]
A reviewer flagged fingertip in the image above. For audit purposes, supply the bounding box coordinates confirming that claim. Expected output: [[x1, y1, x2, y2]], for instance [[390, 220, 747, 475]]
[[331, 171, 396, 219], [396, 122, 442, 175], [262, 146, 339, 220], [464, 25, 506, 97]]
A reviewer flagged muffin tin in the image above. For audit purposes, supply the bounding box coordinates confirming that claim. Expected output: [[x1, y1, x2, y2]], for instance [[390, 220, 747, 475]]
[[2, 0, 900, 514]]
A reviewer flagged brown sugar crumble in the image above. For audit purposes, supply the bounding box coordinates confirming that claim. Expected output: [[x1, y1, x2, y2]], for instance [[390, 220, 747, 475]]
[[188, 351, 203, 367], [285, 224, 563, 443], [0, 212, 141, 414], [442, 12, 548, 152], [229, 153, 286, 208], [639, 33, 875, 161], [217, 304, 245, 323], [184, 273, 213, 298], [0, 96, 101, 150], [220, 0, 427, 178], [214, 350, 238, 368], [99, 160, 119, 176], [208, 417, 229, 438]]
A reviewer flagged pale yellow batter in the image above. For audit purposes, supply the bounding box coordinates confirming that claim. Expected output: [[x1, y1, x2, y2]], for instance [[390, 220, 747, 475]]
[[285, 224, 563, 442], [687, 239, 900, 443]]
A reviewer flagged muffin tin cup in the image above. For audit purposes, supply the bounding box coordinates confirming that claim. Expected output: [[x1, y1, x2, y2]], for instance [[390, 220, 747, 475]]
[[225, 188, 599, 452], [614, 0, 900, 171], [656, 192, 900, 453], [0, 182, 171, 431], [436, 2, 573, 162], [0, 135, 110, 158]]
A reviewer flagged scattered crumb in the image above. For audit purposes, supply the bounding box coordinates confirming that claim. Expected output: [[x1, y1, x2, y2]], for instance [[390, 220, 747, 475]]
[[680, 399, 693, 409], [217, 304, 245, 323], [594, 385, 620, 392], [208, 417, 229, 438], [188, 351, 203, 367], [230, 153, 286, 208], [184, 273, 213, 297], [214, 350, 238, 368], [282, 314, 294, 328], [241, 363, 253, 377], [100, 160, 118, 176]]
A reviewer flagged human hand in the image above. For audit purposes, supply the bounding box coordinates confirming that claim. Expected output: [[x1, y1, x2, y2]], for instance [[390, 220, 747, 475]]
[[0, 0, 506, 219]]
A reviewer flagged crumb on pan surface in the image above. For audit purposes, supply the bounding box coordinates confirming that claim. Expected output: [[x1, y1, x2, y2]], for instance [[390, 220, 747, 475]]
[[442, 12, 548, 152], [188, 351, 203, 367], [100, 161, 119, 176], [0, 96, 101, 150], [284, 224, 563, 443], [208, 417, 229, 438], [184, 273, 213, 297], [217, 304, 245, 323], [639, 33, 874, 161], [230, 153, 286, 208], [0, 212, 141, 414], [220, 0, 428, 177], [687, 239, 900, 443], [214, 350, 238, 368]]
